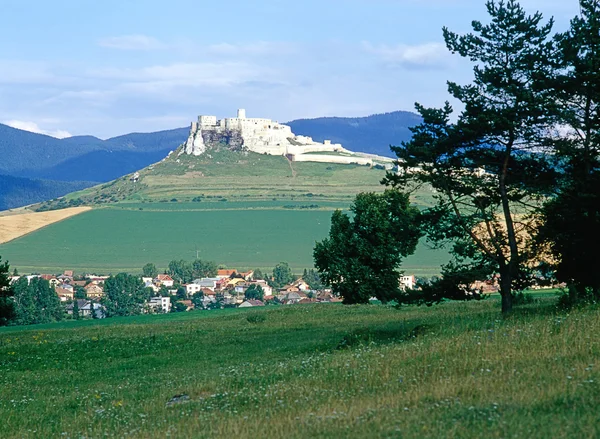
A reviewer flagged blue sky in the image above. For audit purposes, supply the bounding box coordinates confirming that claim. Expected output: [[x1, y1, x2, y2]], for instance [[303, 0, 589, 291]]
[[0, 0, 579, 138]]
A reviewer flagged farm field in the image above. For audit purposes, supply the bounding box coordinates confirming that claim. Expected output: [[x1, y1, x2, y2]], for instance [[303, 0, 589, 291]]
[[1, 298, 598, 438], [0, 206, 449, 274], [0, 207, 91, 244]]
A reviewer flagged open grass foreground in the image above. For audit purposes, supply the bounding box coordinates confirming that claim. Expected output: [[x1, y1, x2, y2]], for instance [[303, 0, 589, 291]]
[[0, 299, 598, 438]]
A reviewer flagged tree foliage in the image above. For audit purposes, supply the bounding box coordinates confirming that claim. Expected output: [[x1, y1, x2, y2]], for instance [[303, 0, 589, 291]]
[[11, 277, 63, 325], [167, 259, 217, 284], [271, 262, 294, 289], [302, 268, 324, 290], [314, 190, 422, 304], [538, 0, 600, 300], [386, 0, 557, 313], [142, 263, 158, 278], [245, 284, 265, 301], [102, 273, 150, 317], [0, 257, 15, 326]]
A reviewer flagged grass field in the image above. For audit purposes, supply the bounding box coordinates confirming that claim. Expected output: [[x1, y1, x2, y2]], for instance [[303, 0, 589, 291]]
[[0, 206, 450, 274], [1, 297, 598, 438]]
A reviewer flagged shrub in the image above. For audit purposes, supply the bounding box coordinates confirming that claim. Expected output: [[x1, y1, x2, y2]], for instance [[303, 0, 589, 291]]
[[246, 313, 266, 324]]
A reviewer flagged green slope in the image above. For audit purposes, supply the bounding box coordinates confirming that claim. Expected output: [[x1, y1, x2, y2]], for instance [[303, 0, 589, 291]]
[[2, 299, 596, 439]]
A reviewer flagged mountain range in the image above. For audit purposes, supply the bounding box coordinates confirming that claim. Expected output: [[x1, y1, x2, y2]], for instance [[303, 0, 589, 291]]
[[0, 110, 420, 210]]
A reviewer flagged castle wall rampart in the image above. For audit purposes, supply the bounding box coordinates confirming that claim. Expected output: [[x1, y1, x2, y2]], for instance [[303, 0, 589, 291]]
[[291, 154, 373, 166]]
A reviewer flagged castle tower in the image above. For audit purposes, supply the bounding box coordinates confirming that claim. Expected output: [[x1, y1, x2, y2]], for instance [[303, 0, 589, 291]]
[[237, 109, 246, 119]]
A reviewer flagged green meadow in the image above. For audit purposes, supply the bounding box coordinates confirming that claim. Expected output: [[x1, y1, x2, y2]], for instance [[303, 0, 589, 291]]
[[0, 205, 449, 274], [1, 298, 598, 438]]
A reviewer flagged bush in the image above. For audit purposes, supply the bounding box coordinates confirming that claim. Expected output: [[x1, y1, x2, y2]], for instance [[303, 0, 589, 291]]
[[246, 313, 266, 324], [512, 291, 536, 306]]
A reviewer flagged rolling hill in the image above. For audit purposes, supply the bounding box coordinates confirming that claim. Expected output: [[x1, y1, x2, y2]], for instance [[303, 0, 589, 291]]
[[287, 111, 421, 158], [0, 110, 420, 210], [0, 175, 94, 211]]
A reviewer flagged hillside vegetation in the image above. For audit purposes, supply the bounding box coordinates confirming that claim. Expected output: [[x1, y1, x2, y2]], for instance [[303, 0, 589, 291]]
[[0, 299, 597, 438], [0, 175, 93, 211], [288, 111, 421, 158], [0, 145, 443, 274], [64, 148, 400, 206]]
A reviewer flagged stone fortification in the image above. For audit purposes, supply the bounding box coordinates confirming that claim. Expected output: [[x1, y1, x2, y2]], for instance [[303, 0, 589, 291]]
[[180, 109, 348, 157]]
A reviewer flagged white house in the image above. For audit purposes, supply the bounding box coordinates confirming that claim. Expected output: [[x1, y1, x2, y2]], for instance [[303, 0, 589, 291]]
[[149, 296, 171, 313], [185, 283, 203, 296], [155, 274, 175, 288], [400, 275, 416, 290]]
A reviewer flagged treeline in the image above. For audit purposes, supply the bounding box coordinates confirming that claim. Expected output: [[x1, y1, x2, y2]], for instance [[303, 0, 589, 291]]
[[143, 259, 322, 290], [0, 174, 91, 211]]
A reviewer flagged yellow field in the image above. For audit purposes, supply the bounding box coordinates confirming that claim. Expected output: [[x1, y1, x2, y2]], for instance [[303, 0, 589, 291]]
[[0, 207, 91, 244]]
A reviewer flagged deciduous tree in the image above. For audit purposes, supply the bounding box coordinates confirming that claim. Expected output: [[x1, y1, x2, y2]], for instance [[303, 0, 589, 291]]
[[271, 262, 294, 289], [0, 257, 15, 326], [314, 190, 422, 304], [142, 263, 158, 278], [245, 284, 265, 301], [102, 273, 150, 317]]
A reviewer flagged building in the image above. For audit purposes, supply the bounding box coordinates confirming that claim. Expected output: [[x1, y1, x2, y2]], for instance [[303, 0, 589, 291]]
[[185, 283, 203, 296], [193, 278, 220, 290], [400, 275, 416, 290], [155, 274, 174, 288], [149, 296, 171, 313], [84, 283, 105, 299], [56, 287, 74, 302], [40, 275, 59, 287], [239, 299, 265, 308], [217, 269, 237, 279], [181, 109, 347, 157]]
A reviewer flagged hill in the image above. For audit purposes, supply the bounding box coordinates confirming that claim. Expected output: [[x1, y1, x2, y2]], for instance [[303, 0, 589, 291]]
[[0, 111, 419, 210], [0, 174, 94, 211], [0, 298, 596, 438], [286, 111, 421, 158], [0, 123, 187, 181]]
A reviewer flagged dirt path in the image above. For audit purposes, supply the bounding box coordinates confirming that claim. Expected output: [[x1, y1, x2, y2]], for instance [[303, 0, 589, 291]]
[[286, 156, 297, 178], [0, 207, 92, 244]]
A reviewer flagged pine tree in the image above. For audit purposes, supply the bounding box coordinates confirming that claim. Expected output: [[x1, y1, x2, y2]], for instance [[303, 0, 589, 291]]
[[540, 1, 600, 299], [386, 0, 557, 313]]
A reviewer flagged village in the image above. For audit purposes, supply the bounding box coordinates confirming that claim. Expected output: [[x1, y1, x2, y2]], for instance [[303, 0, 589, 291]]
[[9, 268, 383, 319], [6, 266, 516, 320]]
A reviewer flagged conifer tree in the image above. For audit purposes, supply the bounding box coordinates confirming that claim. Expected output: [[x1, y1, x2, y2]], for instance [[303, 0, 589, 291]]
[[386, 0, 557, 313], [540, 0, 600, 299]]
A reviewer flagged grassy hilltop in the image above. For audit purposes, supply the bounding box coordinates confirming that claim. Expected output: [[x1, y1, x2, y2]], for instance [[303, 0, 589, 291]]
[[0, 146, 447, 274], [0, 298, 598, 438], [65, 147, 403, 205]]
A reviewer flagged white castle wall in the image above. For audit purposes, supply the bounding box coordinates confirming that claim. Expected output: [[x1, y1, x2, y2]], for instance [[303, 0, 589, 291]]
[[291, 154, 373, 166], [181, 109, 351, 158]]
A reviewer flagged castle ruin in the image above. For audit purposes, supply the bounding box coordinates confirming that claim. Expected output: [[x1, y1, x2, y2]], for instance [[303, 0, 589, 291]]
[[181, 109, 348, 157]]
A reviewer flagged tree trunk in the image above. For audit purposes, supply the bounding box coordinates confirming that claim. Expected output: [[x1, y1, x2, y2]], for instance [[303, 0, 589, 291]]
[[499, 267, 513, 315]]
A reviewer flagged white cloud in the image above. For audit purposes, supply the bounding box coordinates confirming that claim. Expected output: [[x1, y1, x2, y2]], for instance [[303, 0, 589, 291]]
[[4, 120, 72, 139], [98, 35, 166, 51], [362, 41, 450, 68], [91, 62, 270, 88]]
